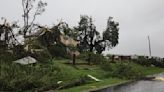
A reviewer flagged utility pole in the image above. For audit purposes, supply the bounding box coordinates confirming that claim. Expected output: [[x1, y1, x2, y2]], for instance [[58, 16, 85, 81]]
[[148, 36, 152, 58]]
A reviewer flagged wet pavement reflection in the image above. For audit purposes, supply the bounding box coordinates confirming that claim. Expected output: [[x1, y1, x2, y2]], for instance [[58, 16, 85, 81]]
[[92, 73, 164, 92]]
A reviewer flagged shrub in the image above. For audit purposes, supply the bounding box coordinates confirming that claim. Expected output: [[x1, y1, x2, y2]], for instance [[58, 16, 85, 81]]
[[31, 49, 52, 63], [0, 61, 60, 92], [0, 59, 90, 92], [113, 62, 144, 79], [78, 52, 107, 64], [12, 45, 27, 59], [133, 57, 164, 68], [48, 44, 71, 59], [77, 52, 88, 61], [100, 62, 144, 79], [90, 53, 107, 64], [0, 52, 17, 62], [133, 57, 152, 67]]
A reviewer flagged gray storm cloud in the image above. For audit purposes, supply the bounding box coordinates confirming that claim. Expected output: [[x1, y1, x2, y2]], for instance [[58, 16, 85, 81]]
[[0, 0, 163, 57]]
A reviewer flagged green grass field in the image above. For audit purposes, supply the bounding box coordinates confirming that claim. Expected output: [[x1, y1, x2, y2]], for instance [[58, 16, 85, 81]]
[[1, 58, 164, 92], [54, 59, 164, 92]]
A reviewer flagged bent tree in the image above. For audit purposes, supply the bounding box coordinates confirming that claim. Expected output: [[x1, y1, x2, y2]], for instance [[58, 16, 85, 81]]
[[21, 0, 47, 37], [0, 19, 19, 50], [75, 15, 119, 64]]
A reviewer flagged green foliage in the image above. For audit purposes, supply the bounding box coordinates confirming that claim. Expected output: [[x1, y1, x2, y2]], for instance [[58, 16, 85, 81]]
[[103, 17, 119, 47], [1, 58, 164, 92], [75, 15, 119, 54], [0, 21, 19, 50], [100, 62, 113, 72], [133, 57, 152, 67], [23, 39, 52, 62], [48, 44, 70, 59], [113, 62, 144, 79], [32, 49, 52, 63], [150, 58, 164, 68], [77, 52, 89, 61], [0, 52, 17, 62], [78, 52, 107, 64], [0, 61, 57, 91], [12, 45, 27, 59], [89, 53, 107, 64], [1, 58, 99, 91], [101, 62, 144, 79], [75, 15, 99, 53], [133, 57, 164, 68], [57, 78, 126, 92], [37, 26, 60, 47]]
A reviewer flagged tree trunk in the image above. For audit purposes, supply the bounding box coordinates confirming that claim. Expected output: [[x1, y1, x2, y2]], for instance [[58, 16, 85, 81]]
[[88, 46, 93, 65], [88, 53, 91, 65], [112, 55, 115, 62], [72, 54, 76, 65]]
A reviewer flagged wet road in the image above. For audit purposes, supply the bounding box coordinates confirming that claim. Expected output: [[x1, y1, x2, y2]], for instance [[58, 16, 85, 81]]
[[92, 73, 164, 92]]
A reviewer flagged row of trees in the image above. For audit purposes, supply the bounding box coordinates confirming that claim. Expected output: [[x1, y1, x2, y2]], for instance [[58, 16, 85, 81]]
[[0, 0, 119, 64], [75, 16, 119, 64]]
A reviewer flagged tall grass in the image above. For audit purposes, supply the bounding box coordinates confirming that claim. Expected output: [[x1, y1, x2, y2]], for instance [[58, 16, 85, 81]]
[[100, 62, 144, 79], [0, 59, 92, 92], [0, 60, 61, 91]]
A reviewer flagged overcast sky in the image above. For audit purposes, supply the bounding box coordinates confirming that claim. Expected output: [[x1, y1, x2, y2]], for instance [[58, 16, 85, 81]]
[[0, 0, 164, 57]]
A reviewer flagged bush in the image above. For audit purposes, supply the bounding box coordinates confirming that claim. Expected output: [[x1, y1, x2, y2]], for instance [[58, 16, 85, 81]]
[[0, 61, 60, 92], [0, 58, 90, 92], [90, 53, 107, 64], [149, 58, 164, 68], [31, 49, 52, 63], [100, 62, 144, 79], [0, 52, 17, 62], [12, 45, 27, 59], [133, 57, 164, 68], [113, 62, 144, 79], [100, 63, 113, 72], [133, 57, 152, 67], [48, 44, 71, 59], [78, 52, 107, 64], [77, 52, 88, 61]]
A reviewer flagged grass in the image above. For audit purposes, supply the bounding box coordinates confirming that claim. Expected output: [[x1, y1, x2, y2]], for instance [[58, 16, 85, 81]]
[[56, 60, 164, 92], [1, 58, 164, 92], [56, 78, 127, 92], [52, 59, 106, 78], [143, 66, 164, 75], [0, 58, 107, 91]]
